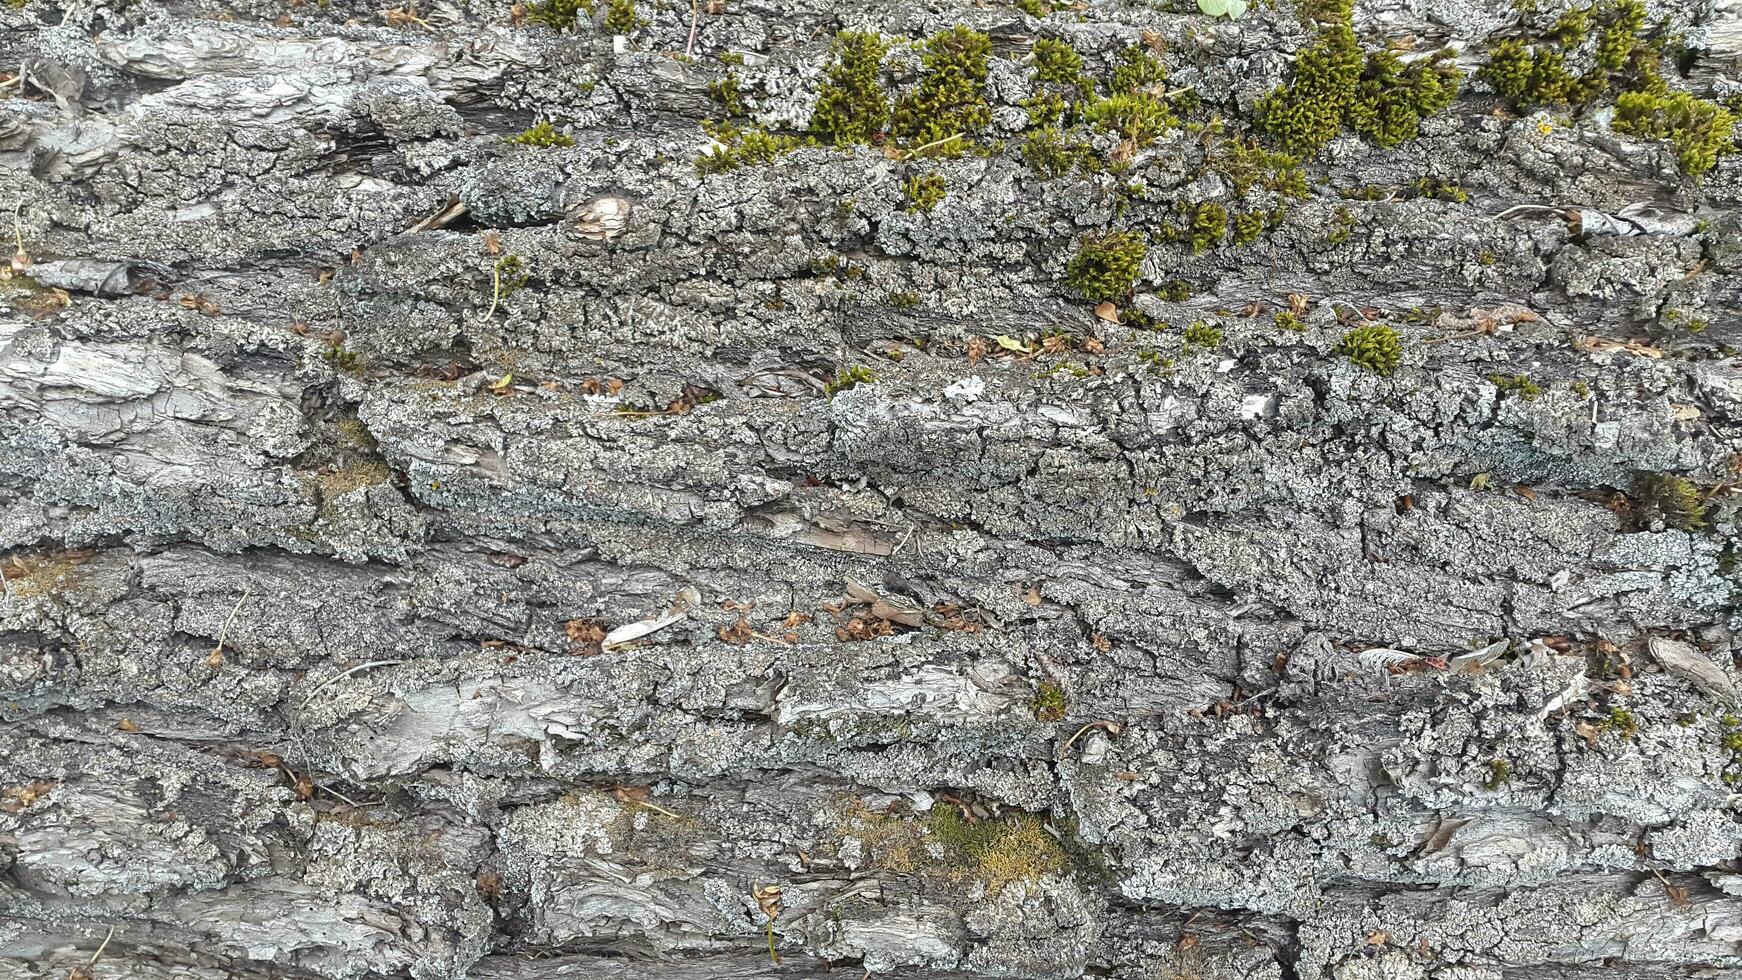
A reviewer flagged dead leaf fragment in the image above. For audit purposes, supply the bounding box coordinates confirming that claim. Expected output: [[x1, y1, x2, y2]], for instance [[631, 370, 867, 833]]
[[1093, 301, 1121, 324], [1647, 636, 1736, 704]]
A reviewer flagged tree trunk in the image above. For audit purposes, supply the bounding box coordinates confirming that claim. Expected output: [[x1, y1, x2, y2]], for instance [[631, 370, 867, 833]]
[[2, 0, 1740, 978]]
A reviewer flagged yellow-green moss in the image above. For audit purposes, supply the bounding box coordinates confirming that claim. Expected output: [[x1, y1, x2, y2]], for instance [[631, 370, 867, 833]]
[[602, 0, 640, 33], [1256, 0, 1460, 155], [506, 121, 575, 147], [526, 0, 592, 30], [1641, 473, 1708, 531], [1184, 202, 1228, 253], [1021, 126, 1101, 177], [1613, 90, 1737, 175], [1083, 91, 1176, 147], [1231, 209, 1266, 246], [1487, 372, 1541, 401], [924, 807, 1069, 893], [1033, 38, 1087, 88], [903, 173, 947, 212], [708, 74, 745, 116], [809, 31, 890, 146], [1065, 230, 1147, 301], [824, 365, 880, 395], [1337, 323, 1402, 374], [696, 121, 805, 174], [891, 26, 992, 153], [1183, 319, 1223, 349], [1032, 681, 1068, 722], [1274, 310, 1307, 331]]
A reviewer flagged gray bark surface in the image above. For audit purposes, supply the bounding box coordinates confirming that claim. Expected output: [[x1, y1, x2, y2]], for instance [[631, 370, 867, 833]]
[[2, 0, 1741, 978]]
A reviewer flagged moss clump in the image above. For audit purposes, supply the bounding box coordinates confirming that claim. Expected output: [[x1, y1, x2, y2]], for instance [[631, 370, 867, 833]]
[[1022, 127, 1100, 176], [1231, 210, 1266, 246], [1183, 320, 1223, 349], [1107, 45, 1167, 94], [708, 74, 745, 116], [925, 807, 1069, 894], [891, 26, 992, 153], [1015, 0, 1057, 15], [1613, 90, 1737, 175], [1484, 758, 1512, 789], [1157, 279, 1192, 301], [825, 365, 880, 395], [1186, 202, 1228, 253], [1337, 323, 1402, 374], [809, 31, 890, 146], [696, 121, 804, 174], [506, 121, 575, 147], [1326, 206, 1356, 244], [1487, 372, 1541, 401], [1256, 0, 1460, 156], [602, 0, 639, 33], [1210, 133, 1309, 199], [1274, 310, 1307, 331], [1064, 230, 1147, 301], [1641, 474, 1708, 531], [1412, 177, 1468, 202], [1479, 1, 1734, 175], [889, 291, 921, 309], [526, 0, 592, 30], [1033, 38, 1087, 88], [903, 173, 947, 212], [1032, 680, 1068, 722], [1083, 91, 1176, 147]]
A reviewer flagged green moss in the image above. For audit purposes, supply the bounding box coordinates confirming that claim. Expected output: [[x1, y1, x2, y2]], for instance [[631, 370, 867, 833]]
[[696, 120, 805, 174], [1256, 0, 1460, 155], [1032, 680, 1068, 722], [1487, 372, 1541, 401], [891, 26, 993, 153], [824, 365, 880, 395], [1082, 91, 1176, 147], [1605, 707, 1639, 738], [889, 291, 921, 309], [708, 74, 745, 115], [1337, 323, 1403, 374], [1479, 1, 1734, 175], [809, 31, 891, 146], [1183, 319, 1223, 349], [1185, 202, 1228, 253], [506, 121, 575, 147], [1326, 206, 1357, 244], [1065, 230, 1147, 301], [1021, 127, 1101, 177], [1274, 310, 1307, 331], [1641, 473, 1708, 531], [1158, 279, 1192, 302], [526, 0, 592, 30], [1570, 380, 1590, 398], [1015, 0, 1057, 15], [1108, 45, 1167, 94], [1484, 758, 1512, 789], [1412, 177, 1468, 202], [1033, 38, 1087, 88], [1210, 133, 1309, 199], [903, 173, 947, 212], [924, 807, 1068, 893], [1613, 90, 1737, 175], [603, 0, 639, 33], [1231, 210, 1266, 246]]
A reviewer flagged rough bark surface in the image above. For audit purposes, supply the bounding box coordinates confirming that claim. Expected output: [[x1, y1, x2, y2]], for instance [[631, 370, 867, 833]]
[[2, 0, 1742, 978]]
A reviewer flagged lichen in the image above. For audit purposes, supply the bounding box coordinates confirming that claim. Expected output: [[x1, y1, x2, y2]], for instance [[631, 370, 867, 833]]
[[1064, 230, 1147, 301], [1337, 323, 1402, 374], [809, 31, 890, 146]]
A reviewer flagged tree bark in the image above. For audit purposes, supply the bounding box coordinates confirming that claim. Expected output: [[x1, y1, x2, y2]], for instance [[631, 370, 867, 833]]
[[2, 1, 1741, 978]]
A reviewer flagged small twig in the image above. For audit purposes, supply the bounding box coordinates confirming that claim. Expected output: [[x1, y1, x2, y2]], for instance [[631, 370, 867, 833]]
[[1059, 719, 1120, 754], [632, 799, 684, 819], [89, 924, 116, 964], [297, 660, 405, 707], [900, 133, 963, 159], [684, 0, 699, 59], [479, 259, 506, 324], [209, 586, 253, 664]]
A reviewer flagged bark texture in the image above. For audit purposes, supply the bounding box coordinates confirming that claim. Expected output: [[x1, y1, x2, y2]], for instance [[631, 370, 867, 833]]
[[2, 0, 1742, 978]]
